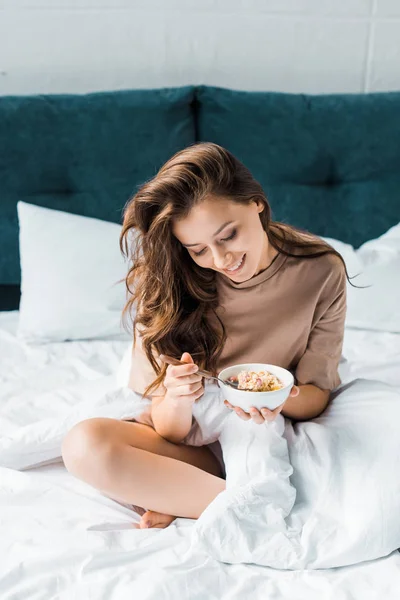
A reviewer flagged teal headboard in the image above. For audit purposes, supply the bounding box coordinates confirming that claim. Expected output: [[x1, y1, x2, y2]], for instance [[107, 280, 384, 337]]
[[0, 86, 196, 308], [1, 84, 400, 309], [196, 85, 400, 248]]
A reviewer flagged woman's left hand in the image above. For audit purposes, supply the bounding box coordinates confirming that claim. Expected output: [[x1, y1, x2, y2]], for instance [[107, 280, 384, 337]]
[[224, 385, 300, 424]]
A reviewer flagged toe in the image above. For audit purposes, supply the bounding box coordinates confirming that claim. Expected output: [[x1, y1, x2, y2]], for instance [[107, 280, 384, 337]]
[[139, 510, 152, 529], [139, 510, 176, 529]]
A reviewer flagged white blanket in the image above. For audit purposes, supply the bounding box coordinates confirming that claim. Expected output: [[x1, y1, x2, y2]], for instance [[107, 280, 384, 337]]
[[1, 362, 400, 571], [191, 378, 400, 569]]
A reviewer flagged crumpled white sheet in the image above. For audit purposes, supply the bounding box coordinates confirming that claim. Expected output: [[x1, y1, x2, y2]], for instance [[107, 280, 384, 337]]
[[2, 368, 400, 571], [184, 378, 400, 570]]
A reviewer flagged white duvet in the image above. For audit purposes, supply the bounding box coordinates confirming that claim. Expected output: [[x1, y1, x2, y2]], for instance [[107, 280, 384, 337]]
[[1, 311, 400, 598]]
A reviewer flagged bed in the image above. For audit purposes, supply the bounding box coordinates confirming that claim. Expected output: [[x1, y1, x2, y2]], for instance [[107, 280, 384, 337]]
[[1, 85, 400, 598], [1, 310, 400, 598]]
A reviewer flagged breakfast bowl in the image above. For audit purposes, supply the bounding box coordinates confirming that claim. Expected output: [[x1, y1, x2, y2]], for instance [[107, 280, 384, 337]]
[[218, 363, 294, 411]]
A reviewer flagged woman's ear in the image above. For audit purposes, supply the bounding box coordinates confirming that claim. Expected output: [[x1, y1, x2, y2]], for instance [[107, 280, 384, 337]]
[[253, 198, 265, 213]]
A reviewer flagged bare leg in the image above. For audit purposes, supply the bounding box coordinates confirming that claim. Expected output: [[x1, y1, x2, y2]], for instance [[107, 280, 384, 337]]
[[61, 418, 225, 526]]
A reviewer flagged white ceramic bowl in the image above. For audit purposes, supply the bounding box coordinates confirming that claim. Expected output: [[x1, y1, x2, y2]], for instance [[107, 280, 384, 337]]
[[218, 363, 294, 411]]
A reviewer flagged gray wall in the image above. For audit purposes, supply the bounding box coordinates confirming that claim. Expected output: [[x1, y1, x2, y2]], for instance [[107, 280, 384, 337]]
[[0, 0, 399, 95]]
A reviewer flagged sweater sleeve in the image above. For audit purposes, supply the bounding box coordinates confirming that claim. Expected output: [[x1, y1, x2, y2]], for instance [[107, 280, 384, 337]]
[[128, 324, 167, 397], [295, 259, 347, 391]]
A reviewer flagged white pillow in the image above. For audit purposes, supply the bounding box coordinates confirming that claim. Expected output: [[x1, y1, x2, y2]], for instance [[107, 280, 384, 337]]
[[17, 201, 134, 343], [323, 222, 400, 333]]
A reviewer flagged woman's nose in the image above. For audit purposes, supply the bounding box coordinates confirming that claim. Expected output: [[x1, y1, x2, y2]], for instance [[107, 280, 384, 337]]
[[212, 248, 231, 270]]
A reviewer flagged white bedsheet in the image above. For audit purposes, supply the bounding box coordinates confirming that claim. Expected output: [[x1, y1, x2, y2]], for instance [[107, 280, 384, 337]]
[[1, 310, 400, 598]]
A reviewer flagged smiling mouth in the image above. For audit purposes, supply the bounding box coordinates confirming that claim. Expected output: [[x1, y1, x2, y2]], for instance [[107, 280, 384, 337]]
[[223, 254, 246, 274]]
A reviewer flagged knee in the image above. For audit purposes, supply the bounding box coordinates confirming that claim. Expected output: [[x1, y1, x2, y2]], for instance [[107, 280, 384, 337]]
[[61, 417, 113, 475]]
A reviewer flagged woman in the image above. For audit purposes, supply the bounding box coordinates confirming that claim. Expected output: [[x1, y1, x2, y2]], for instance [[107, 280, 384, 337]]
[[61, 142, 349, 531]]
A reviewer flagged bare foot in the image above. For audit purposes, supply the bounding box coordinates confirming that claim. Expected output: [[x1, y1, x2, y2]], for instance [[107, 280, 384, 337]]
[[139, 510, 176, 529]]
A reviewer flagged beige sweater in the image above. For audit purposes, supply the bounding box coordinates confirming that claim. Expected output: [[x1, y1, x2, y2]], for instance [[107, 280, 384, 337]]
[[129, 249, 347, 397]]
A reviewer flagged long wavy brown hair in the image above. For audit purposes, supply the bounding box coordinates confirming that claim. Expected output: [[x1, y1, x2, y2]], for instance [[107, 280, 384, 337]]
[[119, 142, 353, 398]]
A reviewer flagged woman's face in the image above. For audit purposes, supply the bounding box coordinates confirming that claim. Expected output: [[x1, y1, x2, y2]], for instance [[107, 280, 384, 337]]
[[172, 196, 276, 282]]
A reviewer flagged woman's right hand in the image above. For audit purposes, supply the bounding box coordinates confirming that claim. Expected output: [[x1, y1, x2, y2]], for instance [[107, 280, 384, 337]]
[[163, 352, 204, 405]]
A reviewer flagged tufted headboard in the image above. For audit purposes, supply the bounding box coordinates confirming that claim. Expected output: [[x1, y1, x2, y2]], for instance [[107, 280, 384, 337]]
[[0, 86, 196, 309], [1, 84, 400, 310], [196, 85, 400, 249]]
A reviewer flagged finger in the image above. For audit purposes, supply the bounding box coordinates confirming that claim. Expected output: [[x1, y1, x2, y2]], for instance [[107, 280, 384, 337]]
[[224, 400, 234, 409], [165, 374, 201, 390], [172, 373, 203, 386], [290, 385, 300, 397], [177, 382, 204, 398], [193, 386, 205, 401], [181, 352, 194, 364], [168, 363, 199, 378], [249, 407, 265, 424], [260, 408, 276, 422], [271, 402, 285, 418], [234, 407, 251, 420]]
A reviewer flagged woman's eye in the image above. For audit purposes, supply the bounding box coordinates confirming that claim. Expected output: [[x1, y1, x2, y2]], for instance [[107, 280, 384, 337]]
[[193, 229, 237, 257], [223, 229, 237, 242]]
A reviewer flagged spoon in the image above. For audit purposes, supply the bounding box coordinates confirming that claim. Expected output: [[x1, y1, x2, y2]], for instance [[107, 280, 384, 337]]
[[159, 354, 239, 389]]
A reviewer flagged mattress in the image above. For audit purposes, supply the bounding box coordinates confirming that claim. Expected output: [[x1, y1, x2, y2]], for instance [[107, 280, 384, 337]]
[[1, 310, 400, 599]]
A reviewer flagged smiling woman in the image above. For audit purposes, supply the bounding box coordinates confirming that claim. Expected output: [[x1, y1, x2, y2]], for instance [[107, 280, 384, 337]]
[[62, 141, 351, 530]]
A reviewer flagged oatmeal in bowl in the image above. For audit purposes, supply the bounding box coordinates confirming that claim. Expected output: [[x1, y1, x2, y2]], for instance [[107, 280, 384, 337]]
[[235, 369, 285, 392], [218, 363, 294, 411]]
